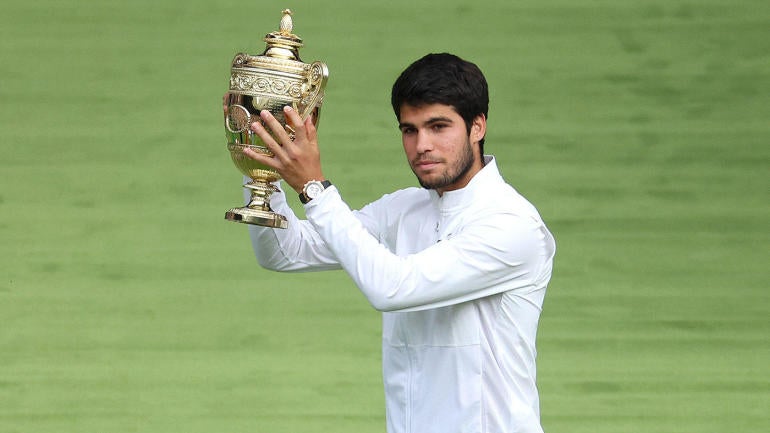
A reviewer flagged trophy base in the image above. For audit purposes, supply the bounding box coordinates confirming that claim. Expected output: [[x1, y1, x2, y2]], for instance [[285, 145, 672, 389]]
[[225, 207, 288, 229]]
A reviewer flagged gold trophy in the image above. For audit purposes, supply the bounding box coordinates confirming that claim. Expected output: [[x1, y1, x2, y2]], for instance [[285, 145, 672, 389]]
[[224, 9, 329, 228]]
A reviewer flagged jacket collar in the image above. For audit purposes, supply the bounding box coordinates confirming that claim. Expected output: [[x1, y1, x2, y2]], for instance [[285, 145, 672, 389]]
[[429, 155, 502, 213]]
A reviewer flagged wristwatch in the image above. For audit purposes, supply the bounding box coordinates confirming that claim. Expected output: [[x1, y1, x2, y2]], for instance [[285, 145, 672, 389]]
[[299, 179, 332, 204]]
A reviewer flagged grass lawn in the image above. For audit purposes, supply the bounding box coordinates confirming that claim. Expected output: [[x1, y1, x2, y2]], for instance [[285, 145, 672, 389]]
[[1, 0, 768, 432]]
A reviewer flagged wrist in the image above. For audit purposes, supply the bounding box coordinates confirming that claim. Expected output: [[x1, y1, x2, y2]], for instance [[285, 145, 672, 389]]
[[299, 179, 332, 204]]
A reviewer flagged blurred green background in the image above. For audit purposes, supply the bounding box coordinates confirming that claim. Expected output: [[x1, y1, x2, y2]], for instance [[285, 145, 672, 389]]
[[1, 0, 768, 432]]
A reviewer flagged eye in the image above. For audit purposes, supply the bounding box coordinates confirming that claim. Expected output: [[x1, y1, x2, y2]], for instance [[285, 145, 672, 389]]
[[431, 123, 448, 132], [400, 126, 417, 135]]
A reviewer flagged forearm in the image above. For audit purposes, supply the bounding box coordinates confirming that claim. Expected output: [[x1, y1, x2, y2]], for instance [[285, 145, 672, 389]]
[[246, 181, 340, 272]]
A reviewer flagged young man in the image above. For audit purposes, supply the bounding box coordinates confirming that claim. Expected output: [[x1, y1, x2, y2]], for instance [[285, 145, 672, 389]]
[[243, 53, 556, 433]]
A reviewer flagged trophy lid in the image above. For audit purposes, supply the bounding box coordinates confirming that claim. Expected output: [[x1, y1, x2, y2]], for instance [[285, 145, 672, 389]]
[[262, 9, 304, 61]]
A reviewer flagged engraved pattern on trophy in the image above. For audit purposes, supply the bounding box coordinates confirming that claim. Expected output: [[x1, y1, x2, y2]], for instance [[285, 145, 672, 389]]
[[230, 71, 305, 99], [225, 104, 250, 133], [224, 9, 329, 228]]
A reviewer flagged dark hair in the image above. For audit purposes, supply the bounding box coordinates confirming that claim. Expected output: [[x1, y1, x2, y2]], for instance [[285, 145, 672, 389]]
[[391, 53, 489, 151]]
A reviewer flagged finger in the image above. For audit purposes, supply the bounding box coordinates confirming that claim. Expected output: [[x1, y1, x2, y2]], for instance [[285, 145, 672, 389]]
[[283, 105, 305, 137], [242, 146, 281, 170], [250, 120, 287, 160], [259, 109, 294, 146], [304, 114, 317, 140]]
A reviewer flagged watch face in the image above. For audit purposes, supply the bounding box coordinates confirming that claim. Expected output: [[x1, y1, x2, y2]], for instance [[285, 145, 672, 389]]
[[305, 182, 324, 198]]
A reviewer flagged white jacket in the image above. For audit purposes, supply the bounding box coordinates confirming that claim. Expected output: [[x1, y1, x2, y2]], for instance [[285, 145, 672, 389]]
[[248, 156, 556, 433]]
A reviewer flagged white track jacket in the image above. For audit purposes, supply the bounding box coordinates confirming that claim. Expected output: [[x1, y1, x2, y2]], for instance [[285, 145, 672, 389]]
[[247, 156, 556, 433]]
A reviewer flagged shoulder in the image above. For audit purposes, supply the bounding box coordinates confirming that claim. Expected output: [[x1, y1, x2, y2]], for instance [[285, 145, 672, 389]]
[[364, 186, 431, 212], [477, 177, 543, 220], [353, 186, 430, 228], [470, 179, 555, 256], [381, 186, 429, 201]]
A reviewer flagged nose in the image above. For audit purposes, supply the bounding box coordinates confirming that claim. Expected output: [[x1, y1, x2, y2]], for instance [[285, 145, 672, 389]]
[[415, 130, 433, 154]]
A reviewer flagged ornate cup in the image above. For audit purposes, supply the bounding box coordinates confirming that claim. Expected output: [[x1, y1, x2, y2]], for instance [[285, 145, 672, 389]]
[[224, 9, 329, 228]]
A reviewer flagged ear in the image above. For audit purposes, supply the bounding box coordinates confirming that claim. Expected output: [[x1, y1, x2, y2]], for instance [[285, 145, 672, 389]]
[[470, 114, 487, 144]]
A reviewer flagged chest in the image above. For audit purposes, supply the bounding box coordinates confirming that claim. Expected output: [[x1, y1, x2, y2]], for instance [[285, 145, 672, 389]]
[[384, 206, 467, 255]]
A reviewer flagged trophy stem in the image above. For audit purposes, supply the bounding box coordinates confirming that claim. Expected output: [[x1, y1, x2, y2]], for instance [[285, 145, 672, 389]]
[[224, 181, 288, 228]]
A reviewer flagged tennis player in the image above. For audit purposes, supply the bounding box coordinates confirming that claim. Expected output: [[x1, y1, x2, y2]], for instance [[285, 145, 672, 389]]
[[242, 53, 556, 433]]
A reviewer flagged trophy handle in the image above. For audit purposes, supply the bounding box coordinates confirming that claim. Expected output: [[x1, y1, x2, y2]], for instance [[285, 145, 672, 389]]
[[299, 61, 329, 121]]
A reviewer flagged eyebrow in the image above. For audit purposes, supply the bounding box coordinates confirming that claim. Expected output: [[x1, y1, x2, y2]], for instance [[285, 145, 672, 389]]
[[399, 116, 454, 130]]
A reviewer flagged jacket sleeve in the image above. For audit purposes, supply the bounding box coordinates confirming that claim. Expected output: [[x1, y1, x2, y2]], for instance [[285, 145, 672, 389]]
[[246, 182, 342, 272], [305, 187, 555, 312]]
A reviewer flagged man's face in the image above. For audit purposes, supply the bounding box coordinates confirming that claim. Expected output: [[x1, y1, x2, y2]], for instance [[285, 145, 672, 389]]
[[398, 103, 486, 195]]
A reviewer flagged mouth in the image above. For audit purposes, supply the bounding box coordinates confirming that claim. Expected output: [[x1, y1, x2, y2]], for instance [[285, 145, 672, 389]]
[[414, 159, 441, 169]]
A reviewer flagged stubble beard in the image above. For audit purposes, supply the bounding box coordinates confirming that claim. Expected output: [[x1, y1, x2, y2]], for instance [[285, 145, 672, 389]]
[[414, 138, 476, 191]]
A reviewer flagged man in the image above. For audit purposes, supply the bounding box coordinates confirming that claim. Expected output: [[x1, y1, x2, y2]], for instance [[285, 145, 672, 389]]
[[242, 53, 556, 433]]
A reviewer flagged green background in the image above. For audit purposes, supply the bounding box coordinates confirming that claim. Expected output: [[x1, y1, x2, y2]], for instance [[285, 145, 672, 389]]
[[1, 0, 768, 432]]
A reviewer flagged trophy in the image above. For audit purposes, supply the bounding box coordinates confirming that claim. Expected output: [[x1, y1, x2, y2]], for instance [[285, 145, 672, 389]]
[[224, 9, 329, 228]]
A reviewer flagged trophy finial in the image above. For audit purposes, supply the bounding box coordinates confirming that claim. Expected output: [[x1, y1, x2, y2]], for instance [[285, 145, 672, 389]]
[[280, 9, 293, 35], [261, 9, 303, 61]]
